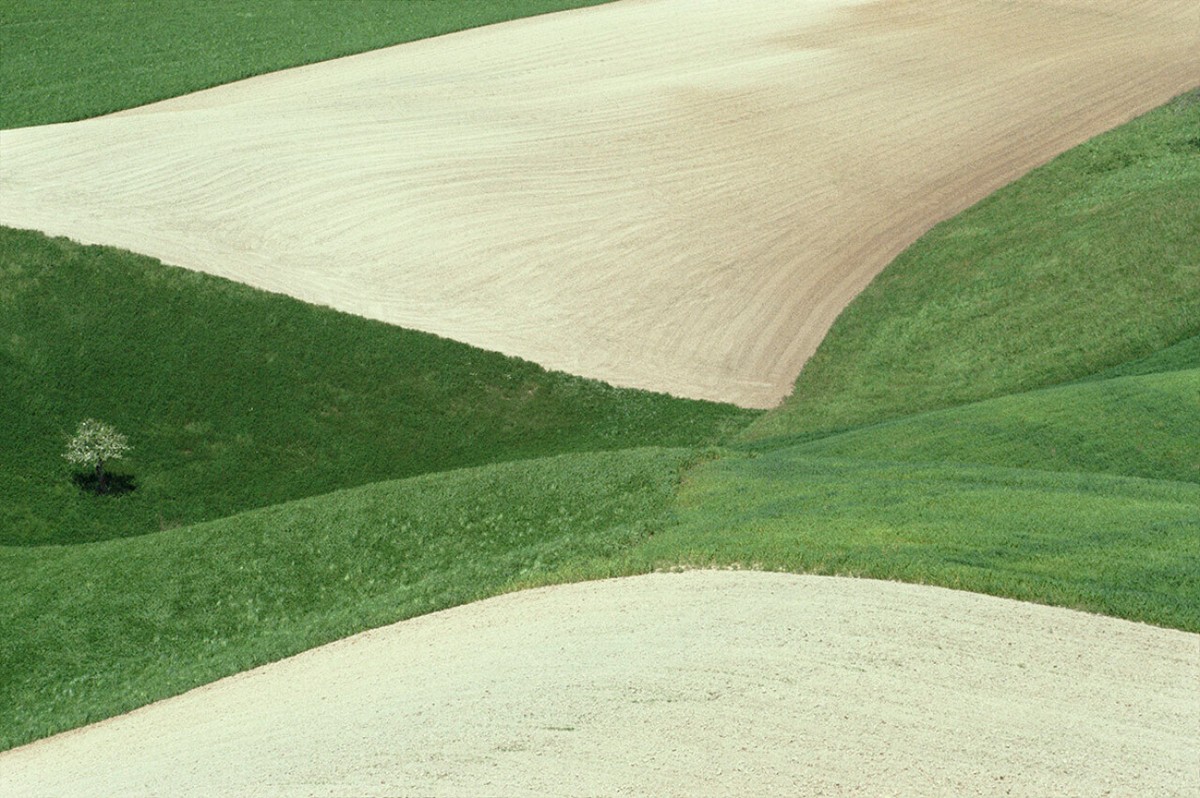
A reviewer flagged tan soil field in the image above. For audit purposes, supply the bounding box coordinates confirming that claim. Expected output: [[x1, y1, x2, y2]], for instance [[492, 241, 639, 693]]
[[2, 571, 1197, 797], [2, 0, 1198, 406], [3, 3, 1199, 790]]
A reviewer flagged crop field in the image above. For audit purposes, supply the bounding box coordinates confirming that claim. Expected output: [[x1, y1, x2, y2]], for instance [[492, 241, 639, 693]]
[[744, 96, 1200, 440], [1, 0, 1197, 795], [0, 0, 618, 129], [4, 0, 1196, 406]]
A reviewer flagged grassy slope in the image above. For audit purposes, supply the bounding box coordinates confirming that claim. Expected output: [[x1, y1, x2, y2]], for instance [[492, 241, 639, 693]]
[[743, 90, 1200, 443], [0, 0, 617, 129], [630, 455, 1198, 632], [0, 448, 696, 750], [8, 347, 1197, 747], [0, 229, 755, 545], [618, 348, 1198, 628], [2, 1, 1196, 755], [9, 359, 1197, 749], [790, 369, 1199, 484]]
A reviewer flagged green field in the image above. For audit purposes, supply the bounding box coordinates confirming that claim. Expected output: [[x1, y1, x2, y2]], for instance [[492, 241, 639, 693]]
[[0, 228, 753, 546], [1, 2, 1195, 753]]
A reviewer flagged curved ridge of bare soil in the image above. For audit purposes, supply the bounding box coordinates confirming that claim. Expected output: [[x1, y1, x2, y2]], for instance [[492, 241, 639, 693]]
[[1, 571, 1196, 797], [2, 0, 1198, 406]]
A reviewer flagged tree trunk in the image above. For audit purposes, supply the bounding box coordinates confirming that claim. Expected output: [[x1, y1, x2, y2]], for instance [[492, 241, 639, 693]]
[[95, 459, 107, 494]]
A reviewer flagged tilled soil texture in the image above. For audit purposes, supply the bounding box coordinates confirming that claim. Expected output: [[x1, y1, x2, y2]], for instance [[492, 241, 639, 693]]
[[2, 0, 1197, 406], [1, 571, 1197, 797]]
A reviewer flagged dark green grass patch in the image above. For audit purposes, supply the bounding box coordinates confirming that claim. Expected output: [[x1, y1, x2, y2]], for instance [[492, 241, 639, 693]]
[[789, 370, 1200, 484], [745, 90, 1200, 442], [0, 447, 693, 750], [618, 453, 1200, 634], [0, 229, 757, 545], [0, 0, 617, 130]]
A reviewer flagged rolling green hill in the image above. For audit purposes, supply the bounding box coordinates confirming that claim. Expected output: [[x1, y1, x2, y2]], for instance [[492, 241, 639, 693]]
[[1, 1, 1195, 755], [7, 340, 1197, 747], [0, 228, 754, 545]]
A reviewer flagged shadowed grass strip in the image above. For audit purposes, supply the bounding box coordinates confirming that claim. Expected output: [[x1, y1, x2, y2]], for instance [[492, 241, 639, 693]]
[[785, 369, 1200, 484], [0, 229, 756, 545]]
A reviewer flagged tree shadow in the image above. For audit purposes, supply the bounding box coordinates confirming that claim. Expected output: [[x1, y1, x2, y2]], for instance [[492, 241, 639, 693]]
[[72, 472, 138, 496]]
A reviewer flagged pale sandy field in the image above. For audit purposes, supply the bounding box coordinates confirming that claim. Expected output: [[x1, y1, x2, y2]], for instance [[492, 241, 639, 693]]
[[3, 2, 1199, 793], [2, 0, 1197, 406], [2, 572, 1197, 797]]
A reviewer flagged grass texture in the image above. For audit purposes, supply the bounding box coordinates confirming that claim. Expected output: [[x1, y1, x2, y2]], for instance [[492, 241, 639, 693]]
[[744, 90, 1200, 442], [0, 0, 616, 129], [7, 429, 1195, 750], [0, 448, 694, 750], [7, 407, 1196, 748], [0, 229, 755, 545], [1, 2, 1196, 755], [789, 369, 1200, 484], [633, 454, 1198, 633]]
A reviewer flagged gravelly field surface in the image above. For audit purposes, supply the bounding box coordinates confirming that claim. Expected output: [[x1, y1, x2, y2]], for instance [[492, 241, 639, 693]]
[[2, 571, 1196, 797]]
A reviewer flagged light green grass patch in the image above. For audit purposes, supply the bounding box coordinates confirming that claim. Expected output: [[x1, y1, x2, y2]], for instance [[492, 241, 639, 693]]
[[789, 369, 1200, 484], [745, 90, 1200, 442], [620, 453, 1200, 633], [0, 447, 696, 750]]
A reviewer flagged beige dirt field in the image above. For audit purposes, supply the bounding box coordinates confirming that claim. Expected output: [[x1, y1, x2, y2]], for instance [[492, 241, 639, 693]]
[[4, 4, 1199, 794], [1, 571, 1197, 797], [2, 0, 1197, 406]]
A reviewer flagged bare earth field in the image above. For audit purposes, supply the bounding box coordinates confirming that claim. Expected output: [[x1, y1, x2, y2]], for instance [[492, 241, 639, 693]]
[[3, 2, 1199, 790], [2, 0, 1197, 406], [2, 571, 1196, 797]]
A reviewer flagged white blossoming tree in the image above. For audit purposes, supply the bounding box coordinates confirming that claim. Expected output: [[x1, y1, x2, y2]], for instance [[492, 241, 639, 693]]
[[64, 419, 132, 494]]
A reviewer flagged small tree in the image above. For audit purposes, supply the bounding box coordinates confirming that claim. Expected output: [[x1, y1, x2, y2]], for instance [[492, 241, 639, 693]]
[[64, 419, 132, 494]]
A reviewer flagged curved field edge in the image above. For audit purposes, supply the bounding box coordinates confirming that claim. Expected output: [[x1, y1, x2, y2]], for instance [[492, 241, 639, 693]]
[[644, 454, 1199, 635], [5, 572, 1197, 798], [0, 228, 756, 545], [3, 443, 1197, 751], [0, 0, 618, 130], [0, 447, 697, 751], [744, 89, 1200, 442]]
